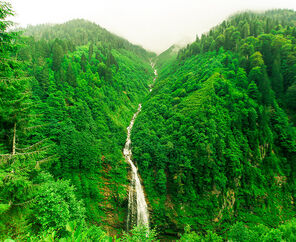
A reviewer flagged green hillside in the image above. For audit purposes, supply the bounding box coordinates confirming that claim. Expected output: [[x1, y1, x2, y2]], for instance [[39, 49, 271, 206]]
[[0, 3, 155, 240], [1, 2, 296, 241], [132, 9, 296, 240]]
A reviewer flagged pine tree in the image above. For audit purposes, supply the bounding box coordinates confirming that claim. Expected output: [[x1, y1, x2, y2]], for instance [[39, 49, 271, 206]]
[[80, 53, 87, 72], [271, 54, 284, 98], [88, 42, 93, 61], [66, 63, 77, 87], [242, 22, 250, 38], [0, 1, 52, 174], [52, 40, 63, 72], [287, 83, 296, 111]]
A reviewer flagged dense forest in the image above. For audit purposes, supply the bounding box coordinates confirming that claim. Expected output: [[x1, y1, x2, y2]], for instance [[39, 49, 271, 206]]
[[0, 2, 156, 240], [1, 1, 296, 241], [132, 8, 296, 241]]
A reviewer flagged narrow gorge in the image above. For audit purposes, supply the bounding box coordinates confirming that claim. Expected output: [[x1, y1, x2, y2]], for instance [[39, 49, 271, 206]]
[[125, 64, 157, 231]]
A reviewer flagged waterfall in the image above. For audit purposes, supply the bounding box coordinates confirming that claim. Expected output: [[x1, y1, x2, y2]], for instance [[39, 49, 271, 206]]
[[125, 63, 157, 231], [124, 104, 149, 231], [149, 62, 157, 92]]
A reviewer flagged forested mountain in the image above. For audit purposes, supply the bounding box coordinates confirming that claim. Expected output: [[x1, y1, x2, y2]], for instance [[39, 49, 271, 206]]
[[21, 19, 150, 59], [132, 9, 296, 240], [155, 44, 180, 70], [1, 1, 296, 241], [0, 2, 155, 240]]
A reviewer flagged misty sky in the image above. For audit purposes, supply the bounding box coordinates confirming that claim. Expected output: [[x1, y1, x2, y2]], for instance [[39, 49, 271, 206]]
[[9, 0, 296, 53]]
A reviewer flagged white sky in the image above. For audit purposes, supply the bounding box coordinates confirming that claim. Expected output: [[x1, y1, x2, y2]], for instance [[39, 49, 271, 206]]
[[9, 0, 296, 54]]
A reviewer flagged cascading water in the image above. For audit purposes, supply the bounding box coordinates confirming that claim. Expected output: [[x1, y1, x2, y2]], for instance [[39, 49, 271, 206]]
[[125, 63, 157, 231], [124, 104, 149, 231], [149, 62, 158, 92]]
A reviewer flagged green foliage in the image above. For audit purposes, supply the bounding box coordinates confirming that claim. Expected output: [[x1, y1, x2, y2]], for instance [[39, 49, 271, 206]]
[[27, 220, 111, 242], [13, 18, 155, 236], [2, 3, 296, 241], [0, 8, 52, 242], [179, 220, 296, 242], [1, 3, 155, 240], [228, 222, 256, 242], [132, 9, 296, 238], [178, 225, 222, 242], [178, 225, 202, 241], [121, 225, 158, 242], [226, 219, 296, 242], [31, 178, 85, 234]]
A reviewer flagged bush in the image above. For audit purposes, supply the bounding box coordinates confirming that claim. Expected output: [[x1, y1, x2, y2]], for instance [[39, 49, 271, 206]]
[[31, 178, 85, 235], [121, 225, 158, 242]]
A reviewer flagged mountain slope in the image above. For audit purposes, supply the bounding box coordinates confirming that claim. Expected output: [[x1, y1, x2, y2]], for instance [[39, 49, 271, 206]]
[[132, 9, 296, 239], [0, 17, 155, 239], [22, 19, 151, 59]]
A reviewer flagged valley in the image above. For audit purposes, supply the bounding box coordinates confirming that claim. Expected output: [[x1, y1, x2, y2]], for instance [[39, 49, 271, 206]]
[[1, 2, 296, 241]]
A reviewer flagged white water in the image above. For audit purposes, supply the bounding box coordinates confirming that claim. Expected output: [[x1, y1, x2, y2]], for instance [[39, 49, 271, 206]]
[[124, 104, 149, 231], [125, 63, 157, 231], [149, 61, 158, 92]]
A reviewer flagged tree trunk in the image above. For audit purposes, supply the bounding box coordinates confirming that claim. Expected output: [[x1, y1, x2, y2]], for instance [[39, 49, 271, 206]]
[[12, 122, 16, 155]]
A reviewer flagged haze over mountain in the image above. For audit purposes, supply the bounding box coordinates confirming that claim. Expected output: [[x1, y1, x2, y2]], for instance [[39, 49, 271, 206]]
[[10, 0, 296, 53]]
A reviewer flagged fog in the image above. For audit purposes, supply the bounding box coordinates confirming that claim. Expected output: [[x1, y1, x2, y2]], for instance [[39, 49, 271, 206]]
[[9, 0, 296, 54]]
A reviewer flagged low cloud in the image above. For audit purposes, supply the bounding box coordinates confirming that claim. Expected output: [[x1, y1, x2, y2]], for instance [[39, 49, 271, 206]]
[[10, 0, 296, 54]]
